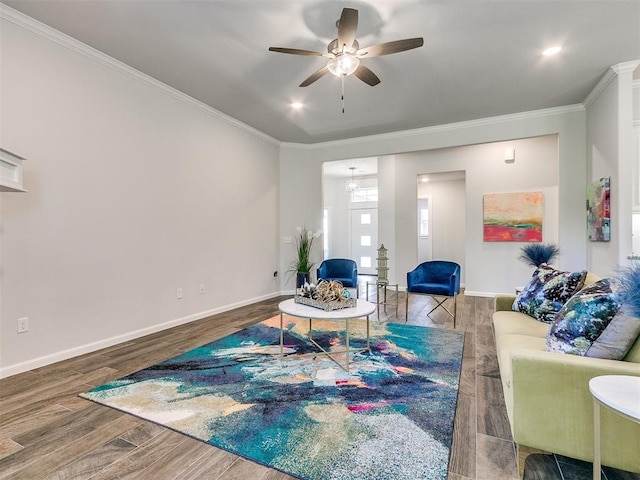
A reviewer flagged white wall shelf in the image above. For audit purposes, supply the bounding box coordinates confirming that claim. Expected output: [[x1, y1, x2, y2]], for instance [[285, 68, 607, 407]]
[[0, 148, 27, 192]]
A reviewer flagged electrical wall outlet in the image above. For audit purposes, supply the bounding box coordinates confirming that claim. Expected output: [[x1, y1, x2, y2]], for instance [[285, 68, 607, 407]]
[[17, 317, 29, 333], [177, 288, 183, 299], [199, 284, 205, 294]]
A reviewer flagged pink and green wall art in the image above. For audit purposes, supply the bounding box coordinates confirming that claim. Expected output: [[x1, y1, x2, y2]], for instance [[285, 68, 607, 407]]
[[587, 177, 611, 242], [483, 191, 543, 242]]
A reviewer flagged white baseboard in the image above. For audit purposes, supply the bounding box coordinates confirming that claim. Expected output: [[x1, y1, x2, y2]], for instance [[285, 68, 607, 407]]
[[463, 290, 500, 298], [0, 291, 283, 379]]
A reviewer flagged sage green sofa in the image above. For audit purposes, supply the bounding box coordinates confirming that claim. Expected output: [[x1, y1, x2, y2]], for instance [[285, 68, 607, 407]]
[[493, 279, 640, 477]]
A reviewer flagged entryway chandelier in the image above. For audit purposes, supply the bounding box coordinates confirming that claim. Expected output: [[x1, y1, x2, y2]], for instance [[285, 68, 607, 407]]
[[345, 167, 360, 192]]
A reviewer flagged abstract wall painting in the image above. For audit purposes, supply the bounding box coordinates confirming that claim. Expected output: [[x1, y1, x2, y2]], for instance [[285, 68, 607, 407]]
[[483, 191, 543, 242], [587, 177, 611, 242]]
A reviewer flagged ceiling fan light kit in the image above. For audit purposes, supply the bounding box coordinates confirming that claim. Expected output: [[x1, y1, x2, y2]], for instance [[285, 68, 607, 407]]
[[269, 7, 423, 112], [327, 54, 360, 77]]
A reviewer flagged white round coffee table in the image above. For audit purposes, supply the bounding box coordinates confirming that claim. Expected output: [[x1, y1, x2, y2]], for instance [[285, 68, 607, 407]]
[[278, 298, 376, 371], [589, 375, 640, 480]]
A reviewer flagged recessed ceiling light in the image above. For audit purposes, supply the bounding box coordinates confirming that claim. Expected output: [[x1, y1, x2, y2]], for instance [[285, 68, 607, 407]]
[[543, 46, 562, 56], [291, 102, 303, 109]]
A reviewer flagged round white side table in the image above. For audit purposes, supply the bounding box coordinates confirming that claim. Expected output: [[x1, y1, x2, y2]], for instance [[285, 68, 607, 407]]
[[588, 375, 640, 480], [278, 298, 376, 372]]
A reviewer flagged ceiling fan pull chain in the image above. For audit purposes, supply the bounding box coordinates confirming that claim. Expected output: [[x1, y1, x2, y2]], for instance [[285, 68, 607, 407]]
[[341, 75, 345, 114]]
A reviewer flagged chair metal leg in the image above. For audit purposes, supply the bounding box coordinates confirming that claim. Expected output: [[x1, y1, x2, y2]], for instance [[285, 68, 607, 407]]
[[453, 293, 457, 329], [405, 291, 409, 322], [426, 295, 458, 327], [426, 296, 449, 317], [407, 291, 458, 327]]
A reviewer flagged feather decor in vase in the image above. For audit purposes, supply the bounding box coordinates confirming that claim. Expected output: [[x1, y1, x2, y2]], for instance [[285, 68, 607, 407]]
[[518, 243, 559, 267], [616, 261, 640, 318]]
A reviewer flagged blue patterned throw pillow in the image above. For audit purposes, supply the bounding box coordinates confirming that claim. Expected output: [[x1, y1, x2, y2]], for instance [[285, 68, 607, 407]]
[[546, 279, 622, 356], [512, 264, 587, 323]]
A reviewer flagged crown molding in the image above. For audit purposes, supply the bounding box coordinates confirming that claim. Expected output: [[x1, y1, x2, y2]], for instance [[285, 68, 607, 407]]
[[281, 104, 585, 150], [583, 61, 640, 109], [612, 60, 640, 75], [0, 4, 280, 146], [583, 67, 618, 109]]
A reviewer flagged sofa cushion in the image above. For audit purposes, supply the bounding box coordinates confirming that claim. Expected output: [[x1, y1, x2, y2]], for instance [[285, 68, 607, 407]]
[[624, 334, 640, 363], [493, 310, 550, 340], [512, 264, 587, 323], [496, 333, 547, 391], [545, 279, 636, 359], [583, 271, 601, 287], [495, 333, 548, 432]]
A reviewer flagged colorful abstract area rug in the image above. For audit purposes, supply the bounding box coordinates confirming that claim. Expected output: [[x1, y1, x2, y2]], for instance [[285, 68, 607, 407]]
[[81, 316, 465, 480]]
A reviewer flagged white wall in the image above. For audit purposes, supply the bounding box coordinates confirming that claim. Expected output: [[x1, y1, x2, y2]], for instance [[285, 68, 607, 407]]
[[0, 17, 280, 377], [322, 176, 352, 259], [378, 156, 397, 284], [281, 109, 586, 296], [586, 74, 620, 275], [634, 77, 640, 123], [586, 62, 639, 275], [634, 76, 640, 213], [279, 147, 324, 291]]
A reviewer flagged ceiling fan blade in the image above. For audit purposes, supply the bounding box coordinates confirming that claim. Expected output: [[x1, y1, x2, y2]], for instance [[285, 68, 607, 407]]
[[299, 66, 329, 87], [337, 8, 358, 51], [268, 47, 326, 56], [357, 38, 424, 57], [354, 65, 381, 86]]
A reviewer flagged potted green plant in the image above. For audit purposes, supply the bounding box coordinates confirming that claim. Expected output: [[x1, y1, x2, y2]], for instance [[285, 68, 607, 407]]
[[290, 226, 322, 287]]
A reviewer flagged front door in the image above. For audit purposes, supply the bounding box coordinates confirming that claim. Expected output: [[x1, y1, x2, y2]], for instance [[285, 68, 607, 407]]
[[350, 208, 378, 275]]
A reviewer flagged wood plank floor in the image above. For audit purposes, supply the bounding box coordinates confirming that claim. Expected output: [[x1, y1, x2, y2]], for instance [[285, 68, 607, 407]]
[[1, 284, 638, 480]]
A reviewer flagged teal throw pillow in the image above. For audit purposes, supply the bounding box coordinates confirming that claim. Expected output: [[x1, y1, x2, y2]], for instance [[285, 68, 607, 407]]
[[546, 279, 626, 357], [512, 264, 587, 323]]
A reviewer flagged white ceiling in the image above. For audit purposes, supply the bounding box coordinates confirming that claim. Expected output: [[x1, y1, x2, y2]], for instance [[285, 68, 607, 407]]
[[3, 0, 639, 144]]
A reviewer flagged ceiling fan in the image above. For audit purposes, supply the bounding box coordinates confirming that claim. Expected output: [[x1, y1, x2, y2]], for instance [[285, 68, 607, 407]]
[[269, 7, 423, 110]]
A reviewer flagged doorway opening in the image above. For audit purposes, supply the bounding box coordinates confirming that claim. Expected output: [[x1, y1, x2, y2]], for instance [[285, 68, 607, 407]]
[[322, 158, 378, 276], [417, 171, 466, 266]]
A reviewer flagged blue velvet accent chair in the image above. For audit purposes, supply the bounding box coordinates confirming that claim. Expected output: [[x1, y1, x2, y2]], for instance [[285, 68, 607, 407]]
[[406, 261, 461, 327], [317, 258, 359, 298]]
